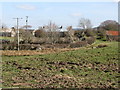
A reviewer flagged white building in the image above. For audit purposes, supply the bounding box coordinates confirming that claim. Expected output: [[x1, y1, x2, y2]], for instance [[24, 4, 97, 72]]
[[0, 28, 16, 37]]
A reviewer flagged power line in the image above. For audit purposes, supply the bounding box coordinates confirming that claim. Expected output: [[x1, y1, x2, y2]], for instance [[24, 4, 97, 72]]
[[13, 18, 22, 51]]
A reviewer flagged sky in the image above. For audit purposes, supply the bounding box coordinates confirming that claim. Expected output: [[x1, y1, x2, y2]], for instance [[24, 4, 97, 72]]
[[0, 1, 118, 29]]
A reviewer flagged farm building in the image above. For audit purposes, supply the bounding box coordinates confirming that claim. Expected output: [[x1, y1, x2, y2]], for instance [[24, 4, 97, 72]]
[[106, 31, 120, 41]]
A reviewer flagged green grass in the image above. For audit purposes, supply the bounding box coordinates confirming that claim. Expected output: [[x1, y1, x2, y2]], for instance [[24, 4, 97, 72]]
[[2, 41, 119, 88], [0, 36, 14, 41]]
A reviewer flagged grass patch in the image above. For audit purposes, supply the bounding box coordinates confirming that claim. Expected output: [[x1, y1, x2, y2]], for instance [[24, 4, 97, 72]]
[[0, 36, 14, 41]]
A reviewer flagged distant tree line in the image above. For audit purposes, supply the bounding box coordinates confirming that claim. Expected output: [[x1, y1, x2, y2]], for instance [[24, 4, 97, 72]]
[[0, 18, 119, 50]]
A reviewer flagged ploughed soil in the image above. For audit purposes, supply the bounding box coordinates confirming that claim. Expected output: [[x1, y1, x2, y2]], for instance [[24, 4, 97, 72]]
[[1, 41, 119, 89]]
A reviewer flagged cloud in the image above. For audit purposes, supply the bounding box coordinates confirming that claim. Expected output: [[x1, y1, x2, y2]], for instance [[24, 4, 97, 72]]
[[113, 0, 120, 2], [71, 13, 82, 17], [16, 4, 36, 10]]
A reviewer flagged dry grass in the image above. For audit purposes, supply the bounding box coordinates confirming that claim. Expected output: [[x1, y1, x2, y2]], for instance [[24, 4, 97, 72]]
[[1, 48, 80, 56]]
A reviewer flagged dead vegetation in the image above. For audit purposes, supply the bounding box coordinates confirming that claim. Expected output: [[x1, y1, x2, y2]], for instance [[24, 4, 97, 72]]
[[1, 48, 80, 56]]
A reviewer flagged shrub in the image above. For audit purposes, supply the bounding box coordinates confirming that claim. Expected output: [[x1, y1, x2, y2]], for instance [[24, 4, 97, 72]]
[[30, 38, 46, 44], [18, 29, 34, 44], [86, 37, 95, 45], [96, 29, 106, 41], [70, 41, 87, 48], [19, 44, 43, 50], [53, 44, 69, 48], [1, 43, 43, 50], [97, 44, 108, 48], [84, 29, 96, 37], [56, 38, 71, 44], [74, 30, 83, 39], [19, 44, 31, 50], [1, 44, 8, 50], [1, 43, 17, 50], [106, 36, 120, 42], [114, 37, 120, 42], [0, 39, 10, 44], [34, 29, 46, 38], [8, 44, 17, 50], [59, 32, 68, 37]]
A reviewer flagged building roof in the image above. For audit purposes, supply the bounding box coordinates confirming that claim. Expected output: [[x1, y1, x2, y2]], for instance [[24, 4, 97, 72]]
[[106, 31, 119, 36], [72, 27, 83, 30], [0, 28, 12, 32]]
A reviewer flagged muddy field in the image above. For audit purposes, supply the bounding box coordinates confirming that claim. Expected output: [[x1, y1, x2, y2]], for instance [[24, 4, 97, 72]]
[[1, 41, 119, 89]]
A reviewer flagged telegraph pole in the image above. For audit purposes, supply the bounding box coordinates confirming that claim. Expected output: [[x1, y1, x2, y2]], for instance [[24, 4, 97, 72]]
[[26, 16, 28, 30], [13, 18, 22, 51]]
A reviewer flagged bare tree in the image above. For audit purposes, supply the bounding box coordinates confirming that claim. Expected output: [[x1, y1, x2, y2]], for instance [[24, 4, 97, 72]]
[[78, 18, 92, 30], [46, 21, 60, 44], [78, 18, 93, 41], [67, 26, 75, 43]]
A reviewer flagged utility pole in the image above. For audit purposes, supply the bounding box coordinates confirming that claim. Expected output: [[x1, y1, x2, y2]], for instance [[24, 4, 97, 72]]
[[26, 16, 28, 30], [13, 18, 22, 51]]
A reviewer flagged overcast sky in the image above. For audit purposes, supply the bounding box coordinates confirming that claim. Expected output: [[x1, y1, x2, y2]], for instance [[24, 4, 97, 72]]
[[0, 1, 118, 29]]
